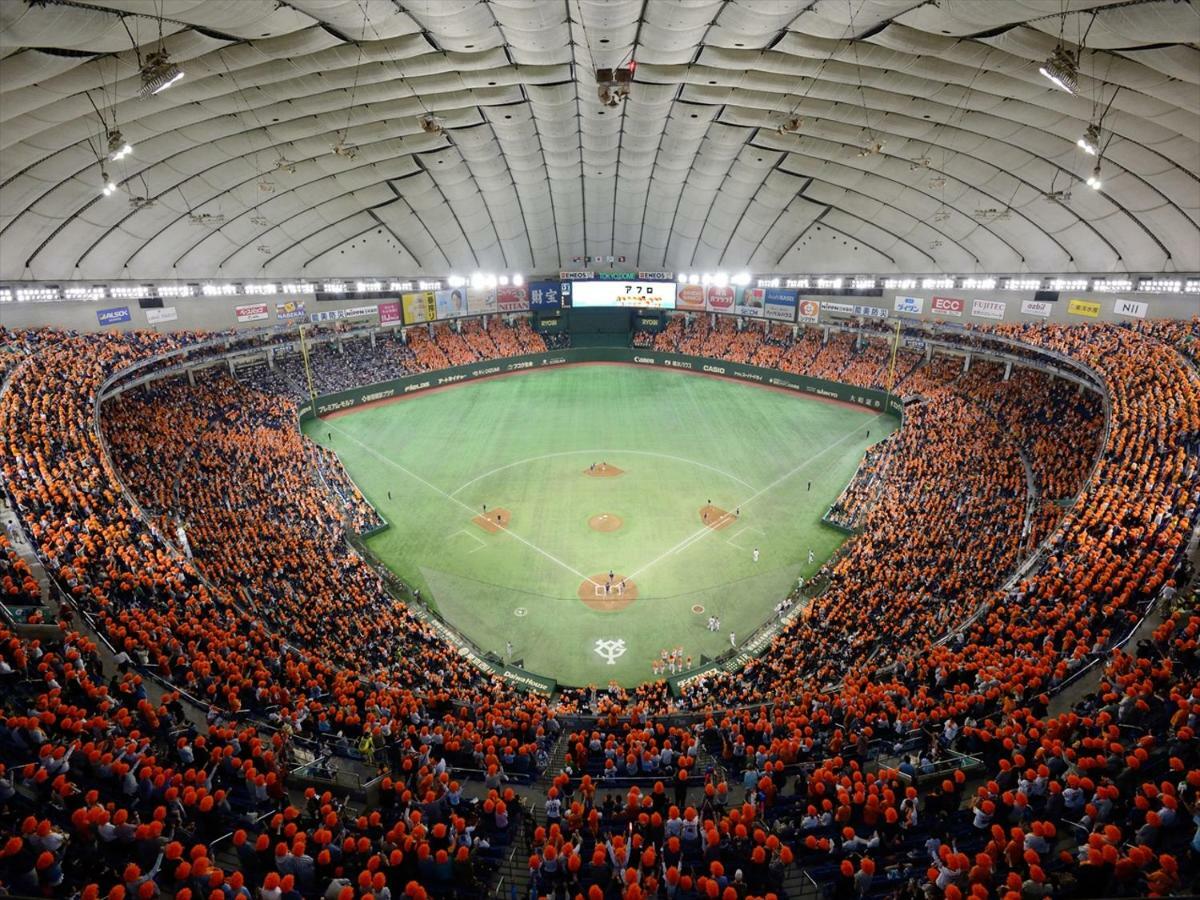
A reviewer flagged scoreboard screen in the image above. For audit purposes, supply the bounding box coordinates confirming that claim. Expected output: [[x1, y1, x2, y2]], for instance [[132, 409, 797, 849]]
[[570, 280, 676, 309]]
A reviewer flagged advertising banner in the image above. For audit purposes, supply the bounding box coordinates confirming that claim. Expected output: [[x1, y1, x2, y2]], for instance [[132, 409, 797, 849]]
[[676, 283, 706, 311], [145, 306, 178, 324], [822, 301, 854, 315], [1067, 298, 1101, 318], [797, 299, 820, 323], [705, 285, 736, 314], [1021, 299, 1053, 317], [97, 306, 131, 326], [528, 281, 564, 309], [402, 291, 437, 324], [971, 299, 1006, 320], [235, 302, 269, 323], [894, 295, 924, 314], [736, 286, 765, 318], [467, 287, 497, 315], [855, 304, 889, 319], [930, 296, 964, 317], [309, 305, 378, 324], [763, 287, 797, 321], [378, 301, 402, 326], [1112, 299, 1148, 319], [496, 285, 529, 312], [435, 288, 469, 319], [275, 300, 306, 321]]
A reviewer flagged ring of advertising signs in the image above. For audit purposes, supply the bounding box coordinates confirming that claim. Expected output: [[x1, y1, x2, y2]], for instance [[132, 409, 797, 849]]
[[676, 283, 706, 311], [797, 299, 820, 323], [930, 296, 964, 317], [235, 302, 269, 323], [705, 285, 735, 313], [1067, 299, 1101, 318], [970, 299, 1006, 320], [763, 287, 798, 321], [275, 300, 306, 321]]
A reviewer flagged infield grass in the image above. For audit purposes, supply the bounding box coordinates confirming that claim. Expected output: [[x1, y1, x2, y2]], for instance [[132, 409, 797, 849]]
[[306, 364, 893, 687]]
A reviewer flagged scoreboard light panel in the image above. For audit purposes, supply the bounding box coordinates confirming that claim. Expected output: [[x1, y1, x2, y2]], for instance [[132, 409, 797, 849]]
[[571, 280, 677, 309]]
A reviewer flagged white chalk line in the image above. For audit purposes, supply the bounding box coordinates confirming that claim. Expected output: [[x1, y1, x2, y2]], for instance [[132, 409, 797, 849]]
[[627, 413, 888, 581], [448, 448, 755, 497], [327, 423, 601, 586]]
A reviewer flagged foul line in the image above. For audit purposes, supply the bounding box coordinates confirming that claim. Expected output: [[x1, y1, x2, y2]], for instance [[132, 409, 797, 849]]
[[448, 448, 755, 497], [327, 423, 602, 586], [448, 529, 487, 552], [627, 414, 888, 581]]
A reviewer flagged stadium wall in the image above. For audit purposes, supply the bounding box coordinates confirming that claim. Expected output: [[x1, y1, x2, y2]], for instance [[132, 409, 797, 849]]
[[0, 283, 1196, 332], [292, 348, 905, 421]]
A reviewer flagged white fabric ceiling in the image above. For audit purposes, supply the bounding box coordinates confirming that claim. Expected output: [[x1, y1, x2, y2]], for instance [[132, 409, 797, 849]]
[[0, 0, 1197, 281]]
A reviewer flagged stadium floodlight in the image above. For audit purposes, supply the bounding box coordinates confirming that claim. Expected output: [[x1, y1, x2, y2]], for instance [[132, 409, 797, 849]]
[[447, 275, 466, 288], [1039, 45, 1078, 94], [688, 273, 700, 285], [484, 274, 498, 289], [139, 49, 184, 98], [512, 273, 524, 287], [700, 273, 713, 286], [1077, 123, 1099, 155], [677, 273, 688, 284], [100, 171, 117, 196], [107, 130, 133, 161], [498, 275, 509, 286], [470, 272, 485, 290], [713, 272, 729, 287], [1086, 165, 1102, 190], [731, 272, 751, 286]]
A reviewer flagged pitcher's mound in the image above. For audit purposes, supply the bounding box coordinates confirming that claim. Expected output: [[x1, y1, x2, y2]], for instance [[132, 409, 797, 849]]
[[584, 463, 624, 477], [578, 574, 637, 611], [699, 504, 736, 529], [588, 513, 623, 532], [472, 508, 511, 533]]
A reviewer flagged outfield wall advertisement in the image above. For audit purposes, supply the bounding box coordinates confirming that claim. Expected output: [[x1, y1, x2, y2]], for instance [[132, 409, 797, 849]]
[[297, 348, 903, 422]]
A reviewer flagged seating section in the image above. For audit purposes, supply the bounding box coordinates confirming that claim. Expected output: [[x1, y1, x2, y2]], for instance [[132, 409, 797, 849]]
[[0, 316, 1196, 900]]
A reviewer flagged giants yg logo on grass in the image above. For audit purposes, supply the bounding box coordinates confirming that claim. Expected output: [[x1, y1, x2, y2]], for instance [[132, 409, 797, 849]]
[[593, 638, 627, 665]]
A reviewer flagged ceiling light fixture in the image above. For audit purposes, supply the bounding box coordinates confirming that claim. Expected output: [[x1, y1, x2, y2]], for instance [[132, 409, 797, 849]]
[[776, 116, 804, 136], [1077, 123, 1099, 155], [100, 171, 117, 196], [512, 273, 524, 287], [107, 131, 133, 161], [1039, 45, 1078, 94], [419, 114, 445, 136], [1086, 165, 1102, 190], [139, 48, 184, 98]]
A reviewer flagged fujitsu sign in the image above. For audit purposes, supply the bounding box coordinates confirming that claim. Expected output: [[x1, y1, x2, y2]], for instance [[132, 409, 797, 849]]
[[930, 296, 965, 316]]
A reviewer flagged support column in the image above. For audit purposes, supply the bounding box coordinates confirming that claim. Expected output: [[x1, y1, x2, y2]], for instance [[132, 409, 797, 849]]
[[1003, 360, 1012, 381], [963, 352, 971, 373]]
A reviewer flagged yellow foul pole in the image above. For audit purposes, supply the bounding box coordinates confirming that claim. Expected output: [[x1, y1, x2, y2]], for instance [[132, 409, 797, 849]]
[[298, 322, 317, 406], [885, 318, 902, 395]]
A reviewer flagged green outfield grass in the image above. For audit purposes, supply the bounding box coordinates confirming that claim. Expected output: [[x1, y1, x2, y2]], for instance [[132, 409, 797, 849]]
[[305, 364, 893, 686]]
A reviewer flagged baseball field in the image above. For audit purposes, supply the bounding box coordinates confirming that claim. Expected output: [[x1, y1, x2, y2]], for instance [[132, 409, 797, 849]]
[[306, 364, 892, 687]]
